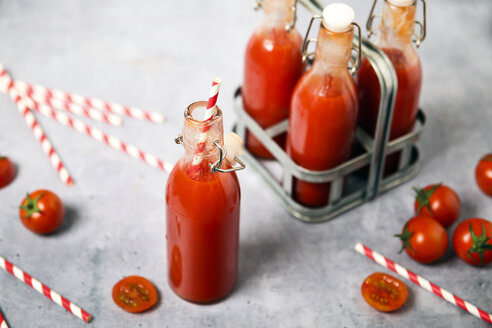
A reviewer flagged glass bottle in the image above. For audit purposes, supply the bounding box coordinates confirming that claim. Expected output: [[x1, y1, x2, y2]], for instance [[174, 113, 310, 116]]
[[166, 102, 241, 303], [242, 0, 303, 158], [357, 0, 423, 175], [286, 3, 359, 207]]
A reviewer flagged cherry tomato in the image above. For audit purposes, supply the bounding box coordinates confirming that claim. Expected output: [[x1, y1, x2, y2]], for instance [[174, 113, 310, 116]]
[[396, 216, 448, 263], [475, 154, 492, 197], [361, 272, 408, 312], [0, 156, 16, 189], [19, 190, 65, 234], [453, 218, 492, 266], [112, 276, 158, 313], [414, 183, 461, 228]]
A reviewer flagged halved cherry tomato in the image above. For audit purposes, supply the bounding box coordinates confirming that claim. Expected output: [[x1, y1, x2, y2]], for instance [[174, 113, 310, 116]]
[[414, 183, 461, 228], [453, 218, 492, 266], [0, 156, 16, 189], [361, 272, 408, 312], [396, 216, 448, 263], [19, 190, 64, 234], [475, 154, 492, 197], [112, 276, 158, 313]]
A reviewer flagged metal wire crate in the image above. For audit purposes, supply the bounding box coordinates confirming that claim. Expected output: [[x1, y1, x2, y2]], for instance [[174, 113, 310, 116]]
[[232, 0, 426, 223]]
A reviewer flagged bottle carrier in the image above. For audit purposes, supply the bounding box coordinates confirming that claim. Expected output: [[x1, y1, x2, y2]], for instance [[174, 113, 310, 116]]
[[233, 0, 427, 222]]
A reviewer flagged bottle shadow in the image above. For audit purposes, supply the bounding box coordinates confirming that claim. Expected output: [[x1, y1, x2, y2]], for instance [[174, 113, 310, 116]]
[[235, 231, 293, 293], [416, 103, 457, 171]]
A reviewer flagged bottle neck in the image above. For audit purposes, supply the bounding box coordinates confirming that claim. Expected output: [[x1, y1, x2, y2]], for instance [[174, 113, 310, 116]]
[[260, 0, 295, 29], [378, 0, 416, 47], [312, 24, 353, 72], [182, 101, 224, 173]]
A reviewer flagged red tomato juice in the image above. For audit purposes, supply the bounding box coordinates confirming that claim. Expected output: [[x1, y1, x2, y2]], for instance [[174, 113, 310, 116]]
[[166, 160, 240, 303], [358, 48, 422, 174], [287, 72, 359, 207], [243, 27, 303, 158]]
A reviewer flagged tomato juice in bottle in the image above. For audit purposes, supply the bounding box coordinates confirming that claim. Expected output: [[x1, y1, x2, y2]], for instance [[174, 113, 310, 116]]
[[286, 3, 359, 207], [166, 102, 241, 303], [242, 0, 303, 158], [357, 0, 423, 175]]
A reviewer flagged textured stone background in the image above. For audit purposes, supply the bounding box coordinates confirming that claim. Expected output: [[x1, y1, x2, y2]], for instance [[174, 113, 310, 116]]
[[0, 0, 491, 327]]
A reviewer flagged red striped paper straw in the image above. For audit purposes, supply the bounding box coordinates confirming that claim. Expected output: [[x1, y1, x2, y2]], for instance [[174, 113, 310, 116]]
[[190, 78, 222, 169], [27, 90, 123, 126], [0, 309, 9, 328], [354, 242, 492, 325], [0, 66, 74, 185], [13, 80, 165, 124], [18, 92, 173, 173], [0, 255, 92, 323]]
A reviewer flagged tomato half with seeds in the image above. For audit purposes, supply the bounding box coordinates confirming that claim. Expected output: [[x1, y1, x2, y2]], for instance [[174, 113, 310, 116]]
[[361, 272, 408, 312], [396, 216, 448, 263], [112, 276, 158, 313], [19, 190, 65, 234], [414, 183, 461, 228], [0, 156, 16, 189], [453, 218, 492, 266], [475, 154, 492, 197]]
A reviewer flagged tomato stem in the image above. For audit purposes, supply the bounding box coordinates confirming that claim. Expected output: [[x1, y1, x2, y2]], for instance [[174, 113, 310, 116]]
[[395, 226, 414, 253], [414, 183, 441, 215], [19, 192, 45, 218], [467, 223, 492, 266]]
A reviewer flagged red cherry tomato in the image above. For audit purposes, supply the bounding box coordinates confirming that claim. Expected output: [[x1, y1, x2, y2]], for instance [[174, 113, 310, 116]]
[[112, 276, 158, 313], [0, 156, 16, 189], [414, 183, 461, 228], [475, 154, 492, 197], [361, 272, 408, 312], [453, 218, 492, 266], [19, 190, 65, 234], [396, 216, 448, 263]]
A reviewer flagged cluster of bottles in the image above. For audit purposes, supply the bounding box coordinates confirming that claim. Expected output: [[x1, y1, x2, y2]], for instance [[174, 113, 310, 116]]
[[164, 0, 423, 305], [242, 0, 423, 208]]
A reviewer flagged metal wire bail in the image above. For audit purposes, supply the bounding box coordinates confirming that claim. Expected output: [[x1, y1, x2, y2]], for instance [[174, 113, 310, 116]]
[[349, 22, 362, 74], [254, 0, 298, 31], [413, 0, 426, 47], [285, 0, 298, 32], [302, 16, 361, 73], [301, 15, 322, 63], [366, 0, 380, 38], [210, 141, 246, 173], [367, 0, 426, 47], [175, 135, 245, 173]]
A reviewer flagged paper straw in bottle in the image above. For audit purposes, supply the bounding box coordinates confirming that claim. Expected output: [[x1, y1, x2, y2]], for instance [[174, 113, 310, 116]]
[[190, 78, 222, 171]]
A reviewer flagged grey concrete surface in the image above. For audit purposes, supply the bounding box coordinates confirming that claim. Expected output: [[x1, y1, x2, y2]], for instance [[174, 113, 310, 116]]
[[0, 0, 491, 327]]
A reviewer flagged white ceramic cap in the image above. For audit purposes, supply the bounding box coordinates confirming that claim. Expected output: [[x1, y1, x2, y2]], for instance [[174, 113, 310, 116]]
[[224, 132, 243, 162], [388, 0, 415, 7], [322, 3, 355, 33]]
